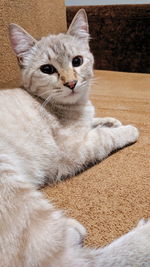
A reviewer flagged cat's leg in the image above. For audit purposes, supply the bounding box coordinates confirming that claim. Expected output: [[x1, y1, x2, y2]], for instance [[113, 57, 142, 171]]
[[92, 117, 122, 128], [56, 219, 150, 267], [2, 155, 150, 267], [0, 154, 87, 267], [82, 124, 139, 164], [89, 219, 150, 267], [58, 124, 139, 179], [136, 218, 149, 227], [81, 124, 139, 165], [66, 218, 86, 247]]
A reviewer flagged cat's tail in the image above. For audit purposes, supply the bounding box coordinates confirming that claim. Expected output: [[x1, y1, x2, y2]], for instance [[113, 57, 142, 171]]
[[50, 217, 150, 267], [84, 219, 150, 267]]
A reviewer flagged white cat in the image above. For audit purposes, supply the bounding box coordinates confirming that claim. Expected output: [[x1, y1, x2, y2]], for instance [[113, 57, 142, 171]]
[[1, 8, 149, 267]]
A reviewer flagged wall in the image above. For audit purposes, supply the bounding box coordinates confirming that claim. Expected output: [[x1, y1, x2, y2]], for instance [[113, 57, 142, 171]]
[[67, 5, 150, 73], [0, 0, 67, 88], [65, 0, 150, 6]]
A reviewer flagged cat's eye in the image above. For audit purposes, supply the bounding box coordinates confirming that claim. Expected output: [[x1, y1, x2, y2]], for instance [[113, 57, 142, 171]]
[[40, 64, 57, 75], [72, 56, 83, 67]]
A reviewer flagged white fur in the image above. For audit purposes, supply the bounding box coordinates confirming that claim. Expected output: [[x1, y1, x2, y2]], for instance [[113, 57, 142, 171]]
[[0, 9, 148, 267]]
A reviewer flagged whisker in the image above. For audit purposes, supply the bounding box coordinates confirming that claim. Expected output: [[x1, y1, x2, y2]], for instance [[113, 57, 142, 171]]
[[82, 80, 88, 85], [78, 80, 88, 88], [38, 90, 51, 97], [42, 94, 52, 108], [52, 93, 62, 98], [90, 77, 101, 86], [39, 82, 50, 88], [77, 72, 85, 80], [39, 88, 62, 98], [53, 89, 63, 94], [91, 76, 101, 82]]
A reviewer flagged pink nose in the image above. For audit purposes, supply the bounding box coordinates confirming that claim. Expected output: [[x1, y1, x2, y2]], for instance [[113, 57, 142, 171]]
[[64, 80, 77, 90]]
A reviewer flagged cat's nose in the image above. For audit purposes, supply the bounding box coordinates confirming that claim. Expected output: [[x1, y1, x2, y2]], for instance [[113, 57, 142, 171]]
[[64, 80, 77, 90]]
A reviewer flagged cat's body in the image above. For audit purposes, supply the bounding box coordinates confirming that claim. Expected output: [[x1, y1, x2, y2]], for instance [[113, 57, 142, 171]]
[[1, 9, 150, 267], [0, 87, 137, 187], [0, 87, 97, 186]]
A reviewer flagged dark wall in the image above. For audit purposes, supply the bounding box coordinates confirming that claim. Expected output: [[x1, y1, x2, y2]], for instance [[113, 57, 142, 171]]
[[67, 5, 150, 73]]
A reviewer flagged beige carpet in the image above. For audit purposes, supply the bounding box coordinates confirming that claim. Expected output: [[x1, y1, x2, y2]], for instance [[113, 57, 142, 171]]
[[43, 70, 150, 247]]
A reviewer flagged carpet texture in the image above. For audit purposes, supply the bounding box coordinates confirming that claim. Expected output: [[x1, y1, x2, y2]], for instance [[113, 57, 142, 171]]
[[43, 70, 150, 247]]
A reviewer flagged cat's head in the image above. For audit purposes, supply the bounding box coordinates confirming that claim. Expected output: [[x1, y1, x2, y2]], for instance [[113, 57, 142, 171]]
[[9, 9, 94, 105]]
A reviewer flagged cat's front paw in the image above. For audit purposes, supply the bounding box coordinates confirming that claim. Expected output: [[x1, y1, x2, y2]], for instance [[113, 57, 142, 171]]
[[125, 125, 139, 144], [66, 218, 86, 247], [136, 218, 150, 228]]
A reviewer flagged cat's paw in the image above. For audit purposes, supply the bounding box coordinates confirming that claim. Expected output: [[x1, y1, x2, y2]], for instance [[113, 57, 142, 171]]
[[92, 117, 122, 128], [66, 218, 86, 247], [124, 125, 139, 144], [102, 117, 122, 128], [136, 218, 150, 228]]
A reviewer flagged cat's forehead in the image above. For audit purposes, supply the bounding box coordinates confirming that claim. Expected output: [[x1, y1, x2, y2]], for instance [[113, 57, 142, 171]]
[[38, 33, 86, 59]]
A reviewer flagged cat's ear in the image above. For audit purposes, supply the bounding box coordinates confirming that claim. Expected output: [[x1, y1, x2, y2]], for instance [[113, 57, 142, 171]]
[[67, 9, 89, 40], [9, 23, 37, 56]]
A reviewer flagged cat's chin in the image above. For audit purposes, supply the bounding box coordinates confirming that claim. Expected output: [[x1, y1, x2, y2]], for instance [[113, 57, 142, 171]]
[[55, 91, 87, 105]]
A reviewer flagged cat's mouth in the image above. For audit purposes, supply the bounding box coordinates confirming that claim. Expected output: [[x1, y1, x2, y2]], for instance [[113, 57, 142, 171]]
[[65, 83, 86, 98], [67, 90, 78, 97]]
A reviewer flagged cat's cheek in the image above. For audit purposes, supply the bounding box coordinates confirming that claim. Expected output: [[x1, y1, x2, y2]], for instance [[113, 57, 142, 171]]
[[47, 74, 59, 86], [62, 87, 72, 97]]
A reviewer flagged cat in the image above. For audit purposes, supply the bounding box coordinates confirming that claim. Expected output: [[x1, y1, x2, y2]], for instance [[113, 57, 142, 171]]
[[1, 8, 150, 267]]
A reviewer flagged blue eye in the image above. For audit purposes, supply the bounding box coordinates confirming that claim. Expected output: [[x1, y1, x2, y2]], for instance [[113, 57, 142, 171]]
[[72, 56, 83, 67], [40, 64, 57, 74]]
